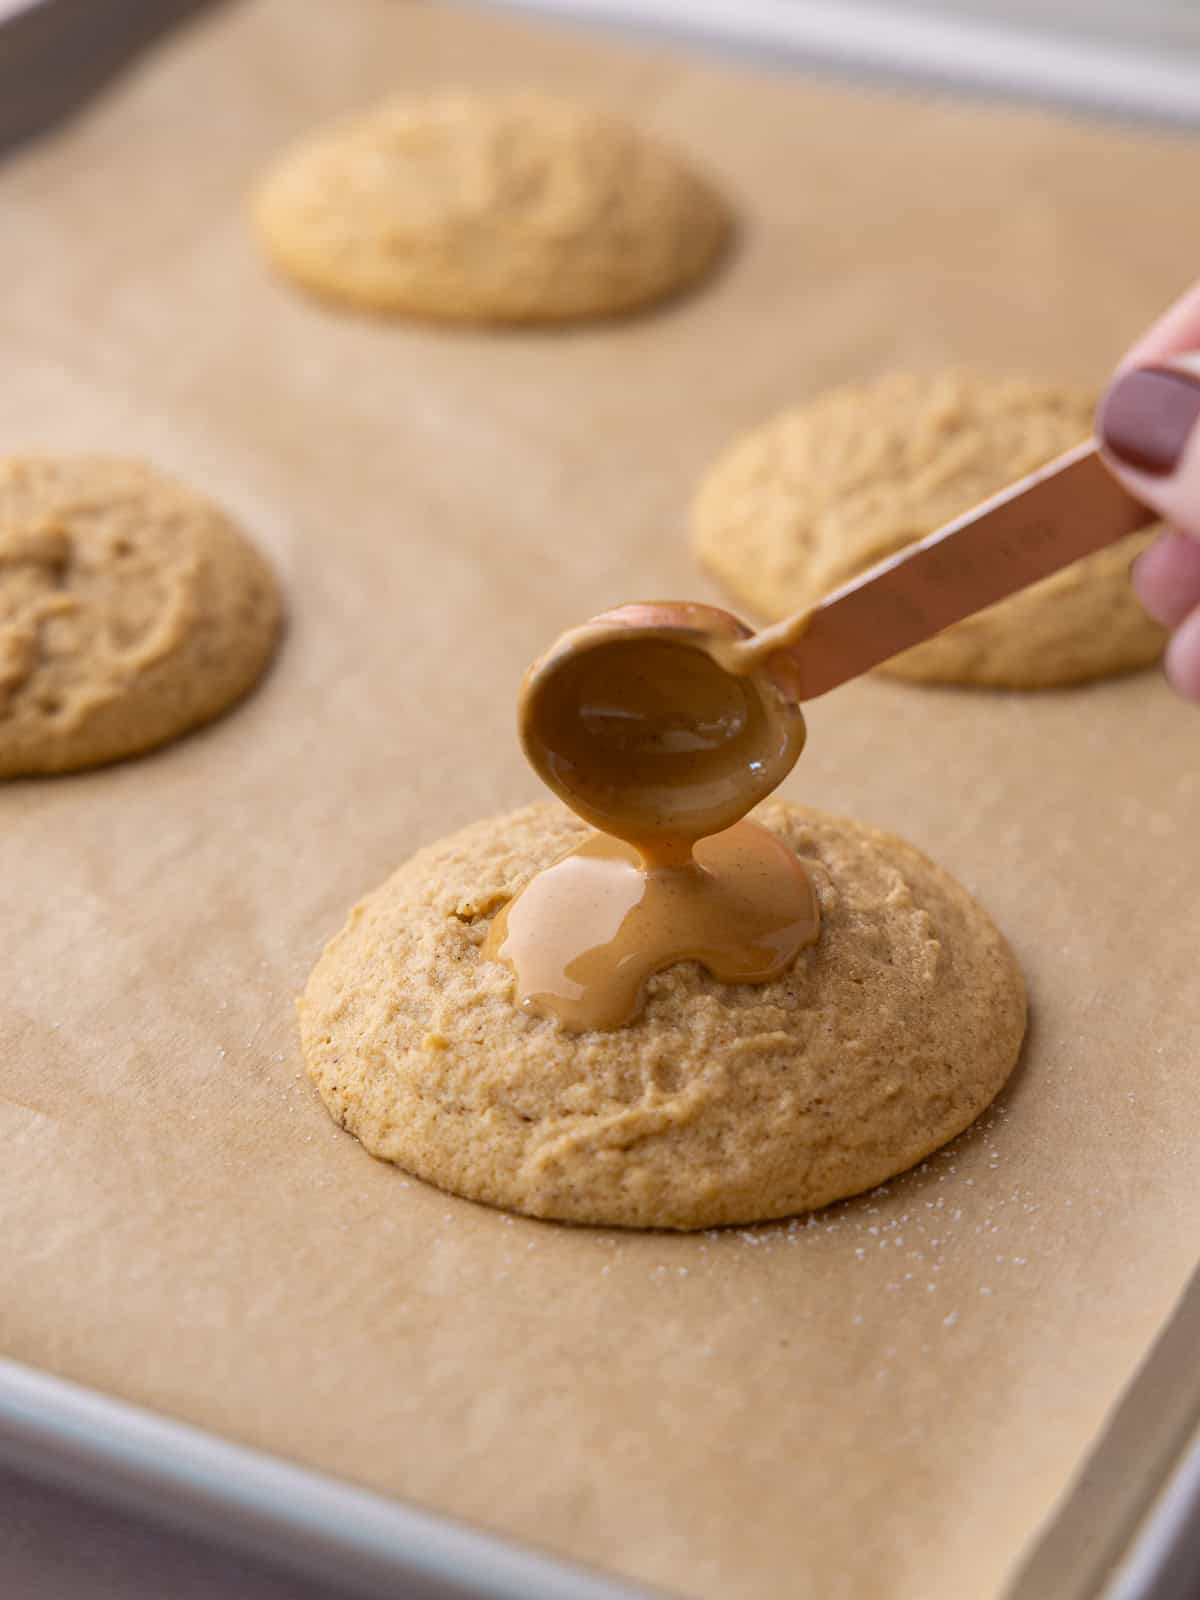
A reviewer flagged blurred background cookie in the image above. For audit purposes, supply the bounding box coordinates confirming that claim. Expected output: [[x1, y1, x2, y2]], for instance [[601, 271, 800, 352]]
[[692, 372, 1167, 688], [250, 90, 732, 324], [0, 454, 281, 776], [299, 799, 1025, 1231]]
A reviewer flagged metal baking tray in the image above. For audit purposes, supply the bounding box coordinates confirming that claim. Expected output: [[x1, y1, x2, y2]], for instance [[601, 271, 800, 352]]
[[0, 1358, 643, 1599], [2, 4, 1199, 1597]]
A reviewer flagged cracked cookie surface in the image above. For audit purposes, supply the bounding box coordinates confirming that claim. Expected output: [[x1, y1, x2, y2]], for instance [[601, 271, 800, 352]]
[[0, 455, 281, 776], [692, 372, 1165, 688], [251, 90, 731, 323], [299, 801, 1025, 1230]]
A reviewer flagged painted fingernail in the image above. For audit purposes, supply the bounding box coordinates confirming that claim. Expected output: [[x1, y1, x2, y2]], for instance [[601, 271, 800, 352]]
[[1098, 364, 1200, 476]]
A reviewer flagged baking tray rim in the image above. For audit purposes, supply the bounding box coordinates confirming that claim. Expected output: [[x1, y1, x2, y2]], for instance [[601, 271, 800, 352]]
[[0, 1356, 651, 1600]]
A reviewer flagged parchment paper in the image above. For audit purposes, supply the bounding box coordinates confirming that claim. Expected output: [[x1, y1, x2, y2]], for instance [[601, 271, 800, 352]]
[[3, 5, 1200, 1597]]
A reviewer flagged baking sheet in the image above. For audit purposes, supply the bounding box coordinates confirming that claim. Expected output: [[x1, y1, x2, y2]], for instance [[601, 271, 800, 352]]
[[1009, 1275, 1200, 1600], [3, 4, 1200, 1598]]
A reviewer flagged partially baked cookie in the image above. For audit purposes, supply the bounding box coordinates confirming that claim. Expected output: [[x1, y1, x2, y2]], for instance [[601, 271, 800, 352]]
[[251, 91, 731, 323], [0, 455, 281, 776], [299, 801, 1025, 1230], [692, 373, 1166, 688]]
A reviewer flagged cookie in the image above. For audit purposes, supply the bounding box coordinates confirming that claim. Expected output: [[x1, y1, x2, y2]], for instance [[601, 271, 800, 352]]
[[299, 800, 1025, 1230], [250, 91, 731, 324], [0, 455, 281, 777], [692, 373, 1166, 688]]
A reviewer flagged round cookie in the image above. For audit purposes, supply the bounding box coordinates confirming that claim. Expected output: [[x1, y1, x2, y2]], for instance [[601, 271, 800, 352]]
[[691, 372, 1166, 688], [299, 800, 1026, 1230], [250, 91, 731, 324], [0, 455, 281, 777]]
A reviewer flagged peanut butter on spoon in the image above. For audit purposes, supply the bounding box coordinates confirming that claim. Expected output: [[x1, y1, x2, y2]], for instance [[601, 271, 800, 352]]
[[484, 441, 1155, 1031], [482, 602, 821, 1031]]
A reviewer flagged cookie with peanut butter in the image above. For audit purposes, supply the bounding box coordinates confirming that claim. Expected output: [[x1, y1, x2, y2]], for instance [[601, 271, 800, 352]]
[[691, 372, 1165, 688], [299, 800, 1025, 1230], [250, 91, 731, 324], [0, 455, 281, 777]]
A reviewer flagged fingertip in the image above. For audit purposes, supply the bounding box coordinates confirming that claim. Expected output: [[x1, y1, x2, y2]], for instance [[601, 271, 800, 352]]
[[1164, 604, 1200, 703], [1131, 532, 1171, 613], [1131, 528, 1200, 628]]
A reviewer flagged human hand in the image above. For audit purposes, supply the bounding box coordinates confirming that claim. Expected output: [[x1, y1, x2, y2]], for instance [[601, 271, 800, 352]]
[[1098, 281, 1200, 701]]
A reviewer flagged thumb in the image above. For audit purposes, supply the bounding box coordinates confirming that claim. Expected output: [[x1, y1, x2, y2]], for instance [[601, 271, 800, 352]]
[[1096, 355, 1200, 537], [1096, 355, 1200, 700]]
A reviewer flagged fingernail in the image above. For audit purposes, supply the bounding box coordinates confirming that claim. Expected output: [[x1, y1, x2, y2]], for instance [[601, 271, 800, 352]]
[[1098, 364, 1200, 476]]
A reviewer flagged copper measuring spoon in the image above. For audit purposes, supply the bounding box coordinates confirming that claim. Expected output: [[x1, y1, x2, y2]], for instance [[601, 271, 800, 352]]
[[520, 441, 1155, 840]]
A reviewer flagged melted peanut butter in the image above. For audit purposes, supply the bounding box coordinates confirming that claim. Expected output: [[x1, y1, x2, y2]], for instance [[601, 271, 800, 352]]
[[483, 601, 821, 1032], [482, 820, 818, 1032]]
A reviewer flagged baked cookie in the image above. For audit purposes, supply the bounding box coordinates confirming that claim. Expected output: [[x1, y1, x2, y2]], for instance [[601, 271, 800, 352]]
[[250, 91, 731, 324], [299, 800, 1025, 1230], [692, 373, 1166, 688], [0, 455, 281, 777]]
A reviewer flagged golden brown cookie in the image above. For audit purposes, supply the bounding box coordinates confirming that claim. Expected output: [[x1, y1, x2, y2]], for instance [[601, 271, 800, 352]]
[[299, 800, 1025, 1230], [250, 91, 731, 324], [691, 373, 1166, 688], [0, 455, 281, 777]]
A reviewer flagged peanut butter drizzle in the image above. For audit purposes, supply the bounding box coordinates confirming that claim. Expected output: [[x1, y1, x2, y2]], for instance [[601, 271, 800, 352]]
[[484, 821, 818, 1032], [482, 602, 820, 1031]]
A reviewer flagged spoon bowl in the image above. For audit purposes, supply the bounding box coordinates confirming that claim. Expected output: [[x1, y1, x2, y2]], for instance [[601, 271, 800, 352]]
[[518, 601, 808, 857]]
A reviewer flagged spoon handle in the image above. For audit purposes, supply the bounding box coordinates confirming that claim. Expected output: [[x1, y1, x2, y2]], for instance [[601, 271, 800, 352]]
[[766, 441, 1155, 700]]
